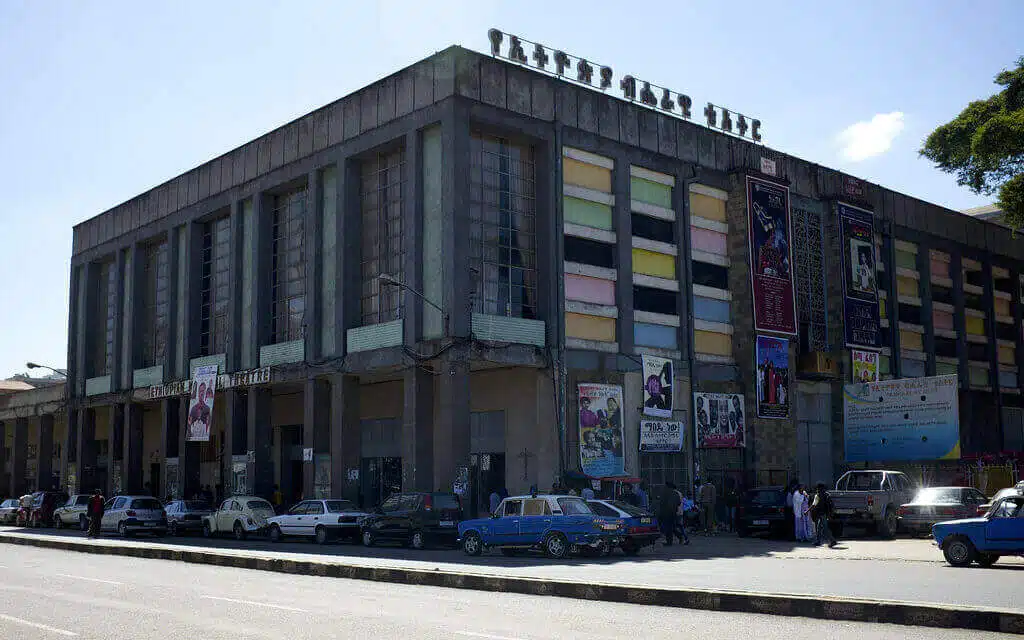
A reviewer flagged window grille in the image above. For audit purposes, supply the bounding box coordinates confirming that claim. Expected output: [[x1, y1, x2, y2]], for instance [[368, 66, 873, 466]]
[[200, 216, 231, 355], [140, 242, 169, 367], [271, 190, 307, 343], [792, 206, 827, 351], [360, 148, 406, 325]]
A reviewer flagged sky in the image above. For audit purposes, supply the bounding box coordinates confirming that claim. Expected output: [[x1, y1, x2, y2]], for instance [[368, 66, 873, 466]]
[[0, 0, 1021, 378]]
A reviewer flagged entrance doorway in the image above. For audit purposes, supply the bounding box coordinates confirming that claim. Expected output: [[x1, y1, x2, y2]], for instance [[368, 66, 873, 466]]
[[279, 426, 303, 505], [796, 383, 833, 486], [149, 462, 161, 498], [470, 453, 506, 517], [361, 456, 402, 508]]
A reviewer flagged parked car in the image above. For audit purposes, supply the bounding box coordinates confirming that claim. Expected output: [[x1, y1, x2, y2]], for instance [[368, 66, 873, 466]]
[[101, 495, 167, 537], [268, 499, 369, 544], [360, 492, 462, 550], [933, 493, 1024, 567], [458, 494, 622, 559], [27, 491, 69, 528], [202, 496, 275, 540], [977, 487, 1022, 517], [165, 500, 214, 536], [0, 498, 19, 524], [736, 486, 788, 537], [897, 486, 989, 536], [828, 470, 916, 538], [587, 499, 658, 555], [52, 494, 93, 530]]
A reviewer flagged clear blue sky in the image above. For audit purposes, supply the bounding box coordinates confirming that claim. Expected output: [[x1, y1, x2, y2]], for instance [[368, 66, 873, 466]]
[[1, 0, 1021, 378]]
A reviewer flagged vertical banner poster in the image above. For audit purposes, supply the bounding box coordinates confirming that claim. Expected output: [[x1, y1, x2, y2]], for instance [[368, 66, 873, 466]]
[[578, 383, 626, 477], [694, 392, 746, 448], [838, 202, 881, 348], [641, 355, 674, 418], [755, 335, 790, 419], [851, 349, 880, 382], [747, 176, 797, 335], [186, 364, 218, 442]]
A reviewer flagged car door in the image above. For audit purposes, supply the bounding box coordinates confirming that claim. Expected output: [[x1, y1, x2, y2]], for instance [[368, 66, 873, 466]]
[[393, 495, 420, 538], [518, 498, 553, 544], [280, 501, 307, 535], [304, 501, 325, 536], [495, 499, 523, 545], [102, 498, 124, 530], [218, 500, 239, 531], [375, 495, 403, 540], [984, 497, 1024, 550]]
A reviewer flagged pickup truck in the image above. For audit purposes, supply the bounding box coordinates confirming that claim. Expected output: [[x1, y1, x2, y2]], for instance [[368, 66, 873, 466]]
[[828, 470, 916, 538]]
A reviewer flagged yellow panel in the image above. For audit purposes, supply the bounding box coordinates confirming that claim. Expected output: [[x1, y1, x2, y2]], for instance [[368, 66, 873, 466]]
[[565, 312, 616, 342], [563, 158, 611, 193], [896, 276, 918, 297], [689, 192, 727, 223], [900, 330, 923, 350], [632, 248, 676, 279], [994, 297, 1011, 317], [694, 330, 732, 356], [966, 316, 985, 336], [999, 345, 1016, 365]]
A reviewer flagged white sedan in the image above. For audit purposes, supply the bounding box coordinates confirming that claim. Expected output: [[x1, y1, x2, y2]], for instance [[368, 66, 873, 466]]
[[267, 499, 369, 544], [202, 496, 275, 540]]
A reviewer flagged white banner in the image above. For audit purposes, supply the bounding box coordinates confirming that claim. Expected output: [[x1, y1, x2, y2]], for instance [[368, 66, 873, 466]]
[[639, 420, 684, 453], [186, 365, 218, 442], [641, 355, 674, 418]]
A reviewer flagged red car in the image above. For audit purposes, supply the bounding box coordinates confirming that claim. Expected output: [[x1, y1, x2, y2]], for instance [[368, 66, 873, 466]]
[[23, 491, 69, 528]]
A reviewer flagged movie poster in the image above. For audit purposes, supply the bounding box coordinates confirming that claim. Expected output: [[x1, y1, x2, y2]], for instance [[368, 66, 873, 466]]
[[186, 364, 218, 442], [747, 176, 797, 336], [755, 335, 790, 419], [641, 355, 674, 418], [578, 383, 625, 478], [852, 349, 880, 383], [694, 392, 746, 448], [839, 202, 881, 348]]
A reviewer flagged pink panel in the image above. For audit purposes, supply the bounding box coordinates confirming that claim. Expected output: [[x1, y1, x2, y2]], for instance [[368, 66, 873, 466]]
[[933, 310, 954, 330], [690, 227, 727, 255], [565, 273, 616, 305], [930, 258, 949, 278]]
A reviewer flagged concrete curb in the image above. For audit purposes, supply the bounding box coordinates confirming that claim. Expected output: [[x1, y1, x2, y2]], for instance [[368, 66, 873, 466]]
[[2, 533, 1021, 634]]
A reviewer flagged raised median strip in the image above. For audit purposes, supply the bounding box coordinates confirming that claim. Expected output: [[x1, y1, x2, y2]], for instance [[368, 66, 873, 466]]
[[1, 531, 1020, 634]]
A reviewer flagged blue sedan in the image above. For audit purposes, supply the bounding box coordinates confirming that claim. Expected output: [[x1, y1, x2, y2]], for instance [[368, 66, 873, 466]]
[[933, 493, 1024, 567], [458, 494, 621, 559]]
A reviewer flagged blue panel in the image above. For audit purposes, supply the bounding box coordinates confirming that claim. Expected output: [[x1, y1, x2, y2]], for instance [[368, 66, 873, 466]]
[[634, 322, 677, 349], [999, 370, 1018, 388], [693, 296, 731, 324]]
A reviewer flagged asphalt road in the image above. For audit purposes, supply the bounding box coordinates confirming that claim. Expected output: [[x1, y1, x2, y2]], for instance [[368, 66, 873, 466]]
[[0, 545, 1009, 640]]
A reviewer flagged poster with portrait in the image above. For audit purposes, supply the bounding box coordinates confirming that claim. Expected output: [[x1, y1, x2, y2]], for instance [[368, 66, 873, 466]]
[[852, 349, 880, 383], [186, 364, 218, 442], [641, 355, 674, 418], [839, 202, 881, 348], [694, 392, 746, 448], [578, 383, 625, 478], [747, 176, 797, 336], [755, 335, 790, 419]]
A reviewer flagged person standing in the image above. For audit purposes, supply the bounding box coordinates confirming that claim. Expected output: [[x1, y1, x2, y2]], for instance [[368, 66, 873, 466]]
[[784, 481, 796, 539], [724, 485, 739, 533], [698, 479, 717, 535], [800, 485, 814, 542], [809, 483, 837, 548], [792, 484, 807, 541], [635, 482, 649, 510], [488, 488, 501, 515], [658, 483, 682, 546], [86, 488, 105, 538], [673, 486, 691, 545], [582, 485, 596, 500]]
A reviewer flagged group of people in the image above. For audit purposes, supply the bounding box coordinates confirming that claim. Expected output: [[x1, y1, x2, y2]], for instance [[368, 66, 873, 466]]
[[786, 482, 838, 548]]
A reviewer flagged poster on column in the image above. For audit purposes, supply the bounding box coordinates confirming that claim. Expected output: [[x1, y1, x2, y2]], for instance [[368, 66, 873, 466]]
[[747, 176, 797, 336], [186, 365, 218, 441], [641, 355, 674, 418], [755, 335, 790, 419], [694, 392, 746, 448], [839, 202, 881, 348], [578, 383, 625, 478], [639, 420, 684, 452], [852, 349, 879, 383]]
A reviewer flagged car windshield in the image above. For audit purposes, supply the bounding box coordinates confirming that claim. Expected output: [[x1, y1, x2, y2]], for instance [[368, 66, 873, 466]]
[[432, 494, 460, 510], [842, 472, 885, 490], [131, 498, 163, 510], [247, 500, 274, 512], [992, 488, 1020, 503], [557, 498, 593, 515], [748, 490, 784, 505], [1, 499, 17, 508], [913, 488, 962, 504], [325, 500, 357, 513], [608, 500, 647, 517]]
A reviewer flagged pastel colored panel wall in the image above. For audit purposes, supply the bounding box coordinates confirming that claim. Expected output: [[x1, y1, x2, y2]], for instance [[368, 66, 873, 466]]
[[693, 296, 731, 324], [930, 258, 949, 278], [880, 356, 891, 375], [563, 158, 611, 192], [564, 196, 613, 230], [632, 248, 676, 279], [900, 330, 923, 350], [634, 322, 678, 349], [999, 345, 1016, 365], [564, 274, 616, 305], [995, 297, 1011, 317], [966, 316, 986, 336], [936, 362, 958, 375], [565, 312, 616, 342], [694, 330, 732, 356], [689, 192, 727, 222], [896, 276, 918, 297], [631, 176, 672, 209], [690, 227, 728, 256], [970, 367, 990, 386], [895, 250, 917, 270], [1000, 370, 1018, 388], [903, 359, 926, 377], [933, 310, 954, 331], [879, 298, 887, 319]]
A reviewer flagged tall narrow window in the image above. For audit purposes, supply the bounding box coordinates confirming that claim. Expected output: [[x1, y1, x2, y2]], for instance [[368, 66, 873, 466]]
[[140, 242, 169, 367], [91, 260, 116, 377], [792, 206, 827, 352], [271, 189, 307, 343], [469, 133, 537, 318], [200, 216, 231, 356], [360, 148, 405, 325]]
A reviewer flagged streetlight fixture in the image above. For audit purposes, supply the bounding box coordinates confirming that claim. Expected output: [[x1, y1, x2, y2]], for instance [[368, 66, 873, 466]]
[[26, 362, 68, 377], [377, 273, 449, 333]]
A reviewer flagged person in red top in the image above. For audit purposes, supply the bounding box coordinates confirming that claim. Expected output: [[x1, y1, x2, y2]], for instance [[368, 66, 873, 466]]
[[86, 488, 105, 538]]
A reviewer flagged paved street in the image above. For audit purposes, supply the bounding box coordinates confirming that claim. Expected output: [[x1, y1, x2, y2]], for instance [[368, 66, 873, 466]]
[[0, 545, 1011, 639], [2, 526, 1021, 612]]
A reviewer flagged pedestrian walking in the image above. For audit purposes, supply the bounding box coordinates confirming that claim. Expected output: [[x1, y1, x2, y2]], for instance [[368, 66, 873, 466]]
[[698, 479, 717, 535], [673, 486, 691, 545], [86, 488, 105, 538], [658, 483, 682, 546], [725, 485, 739, 533], [809, 483, 837, 548]]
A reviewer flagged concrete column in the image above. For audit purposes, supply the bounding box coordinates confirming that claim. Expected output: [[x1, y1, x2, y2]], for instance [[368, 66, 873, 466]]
[[109, 404, 124, 496], [302, 378, 330, 498], [884, 233, 901, 377], [304, 170, 323, 360], [222, 390, 246, 496], [183, 223, 204, 368], [0, 421, 7, 497], [434, 351, 470, 493], [329, 375, 360, 503], [402, 129, 423, 345], [252, 194, 273, 354], [982, 257, 1003, 449], [10, 418, 28, 496], [160, 398, 179, 499], [112, 249, 126, 390], [918, 244, 936, 376], [36, 415, 55, 491], [247, 387, 273, 498], [226, 201, 243, 371], [76, 409, 97, 493], [166, 225, 181, 380], [122, 403, 144, 494], [951, 253, 969, 389], [338, 160, 360, 351], [444, 100, 472, 339], [402, 367, 434, 492], [178, 401, 201, 500], [614, 153, 634, 354]]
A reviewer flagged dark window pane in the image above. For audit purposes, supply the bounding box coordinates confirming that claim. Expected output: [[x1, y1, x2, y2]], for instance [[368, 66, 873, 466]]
[[633, 285, 678, 316], [631, 213, 675, 244], [935, 337, 958, 359], [564, 236, 616, 270], [691, 260, 728, 290]]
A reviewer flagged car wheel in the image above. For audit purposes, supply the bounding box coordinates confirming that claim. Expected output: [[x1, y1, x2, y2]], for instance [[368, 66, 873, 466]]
[[202, 521, 212, 538], [362, 529, 375, 547], [462, 532, 483, 556], [315, 526, 329, 546], [544, 532, 569, 559], [233, 521, 247, 541], [118, 521, 130, 538], [621, 541, 640, 556], [79, 515, 89, 531], [976, 553, 998, 568], [500, 547, 519, 557], [409, 530, 425, 550], [879, 508, 898, 539], [54, 515, 64, 529], [269, 525, 282, 543], [942, 536, 976, 567]]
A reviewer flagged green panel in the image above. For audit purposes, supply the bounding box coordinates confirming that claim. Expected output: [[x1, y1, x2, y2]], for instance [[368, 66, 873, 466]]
[[422, 125, 444, 339], [936, 362, 958, 375], [630, 176, 672, 209], [879, 355, 891, 374], [564, 196, 612, 230], [895, 249, 917, 270], [320, 166, 338, 356]]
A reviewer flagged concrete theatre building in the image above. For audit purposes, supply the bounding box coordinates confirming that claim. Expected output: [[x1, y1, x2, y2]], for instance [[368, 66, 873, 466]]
[[6, 33, 1024, 509]]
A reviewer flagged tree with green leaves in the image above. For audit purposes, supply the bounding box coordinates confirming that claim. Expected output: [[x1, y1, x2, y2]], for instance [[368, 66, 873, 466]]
[[921, 57, 1024, 228]]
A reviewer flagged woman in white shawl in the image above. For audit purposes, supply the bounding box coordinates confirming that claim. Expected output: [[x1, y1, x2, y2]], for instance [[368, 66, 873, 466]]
[[792, 484, 808, 541]]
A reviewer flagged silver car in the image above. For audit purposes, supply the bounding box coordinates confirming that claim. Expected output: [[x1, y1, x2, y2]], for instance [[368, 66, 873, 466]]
[[52, 494, 92, 530], [101, 495, 167, 537], [0, 499, 19, 524]]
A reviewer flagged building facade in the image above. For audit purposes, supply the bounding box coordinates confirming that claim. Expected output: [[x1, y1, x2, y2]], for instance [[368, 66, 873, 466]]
[[35, 42, 1024, 511]]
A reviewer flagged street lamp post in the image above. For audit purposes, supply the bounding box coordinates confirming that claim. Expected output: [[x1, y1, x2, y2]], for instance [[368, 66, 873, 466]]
[[377, 273, 449, 334], [26, 362, 68, 378]]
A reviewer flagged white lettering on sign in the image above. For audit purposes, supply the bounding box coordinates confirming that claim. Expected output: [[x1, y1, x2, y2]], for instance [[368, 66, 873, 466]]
[[149, 367, 272, 400]]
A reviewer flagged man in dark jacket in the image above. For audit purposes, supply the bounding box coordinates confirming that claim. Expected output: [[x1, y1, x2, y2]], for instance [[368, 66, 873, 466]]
[[658, 482, 682, 546], [86, 488, 105, 538]]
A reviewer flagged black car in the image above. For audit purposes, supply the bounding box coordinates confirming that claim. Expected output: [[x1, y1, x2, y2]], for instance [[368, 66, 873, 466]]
[[360, 492, 462, 550], [737, 486, 788, 537], [165, 500, 214, 536]]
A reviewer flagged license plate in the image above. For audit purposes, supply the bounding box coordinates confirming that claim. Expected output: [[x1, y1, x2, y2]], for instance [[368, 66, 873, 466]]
[[439, 520, 454, 527], [835, 509, 854, 515], [144, 522, 157, 527], [753, 519, 769, 526], [640, 518, 651, 525]]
